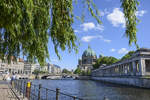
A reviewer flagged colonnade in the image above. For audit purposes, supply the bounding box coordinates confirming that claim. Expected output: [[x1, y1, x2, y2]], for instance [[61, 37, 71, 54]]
[[92, 58, 150, 77]]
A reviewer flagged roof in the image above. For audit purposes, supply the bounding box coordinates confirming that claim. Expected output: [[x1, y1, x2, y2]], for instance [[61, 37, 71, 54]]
[[53, 64, 61, 68], [82, 46, 96, 57], [19, 58, 24, 62], [136, 48, 150, 52]]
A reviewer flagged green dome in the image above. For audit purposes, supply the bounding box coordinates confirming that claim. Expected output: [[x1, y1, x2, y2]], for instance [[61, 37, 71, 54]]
[[82, 46, 96, 57]]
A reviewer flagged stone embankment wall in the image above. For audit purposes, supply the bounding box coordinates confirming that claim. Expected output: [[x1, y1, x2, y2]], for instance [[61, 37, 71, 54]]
[[91, 76, 150, 88], [76, 76, 91, 80]]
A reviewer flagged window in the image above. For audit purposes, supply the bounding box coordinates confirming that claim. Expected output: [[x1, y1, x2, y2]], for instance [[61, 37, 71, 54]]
[[88, 59, 91, 64], [145, 60, 150, 72], [129, 62, 133, 72]]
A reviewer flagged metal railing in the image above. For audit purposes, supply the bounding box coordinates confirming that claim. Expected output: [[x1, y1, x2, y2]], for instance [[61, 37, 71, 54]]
[[12, 79, 83, 100]]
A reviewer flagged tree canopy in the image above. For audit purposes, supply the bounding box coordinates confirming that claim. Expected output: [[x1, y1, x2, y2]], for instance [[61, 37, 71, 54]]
[[93, 56, 118, 69], [121, 51, 135, 61], [0, 0, 140, 65], [33, 69, 48, 75], [74, 67, 81, 74], [62, 68, 71, 74]]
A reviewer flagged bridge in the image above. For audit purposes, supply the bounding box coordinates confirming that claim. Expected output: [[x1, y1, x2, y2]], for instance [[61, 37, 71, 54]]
[[38, 73, 78, 79], [0, 73, 79, 80]]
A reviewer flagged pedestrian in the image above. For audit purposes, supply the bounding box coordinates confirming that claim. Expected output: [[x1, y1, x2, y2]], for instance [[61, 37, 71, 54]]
[[11, 73, 16, 87]]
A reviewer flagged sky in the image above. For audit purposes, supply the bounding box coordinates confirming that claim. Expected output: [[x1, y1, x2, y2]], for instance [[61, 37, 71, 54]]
[[47, 0, 150, 70]]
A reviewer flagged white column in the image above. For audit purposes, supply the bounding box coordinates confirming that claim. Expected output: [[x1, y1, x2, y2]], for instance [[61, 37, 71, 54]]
[[139, 59, 146, 76]]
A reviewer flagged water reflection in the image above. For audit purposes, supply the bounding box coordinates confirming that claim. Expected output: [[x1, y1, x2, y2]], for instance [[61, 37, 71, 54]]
[[32, 80, 150, 100]]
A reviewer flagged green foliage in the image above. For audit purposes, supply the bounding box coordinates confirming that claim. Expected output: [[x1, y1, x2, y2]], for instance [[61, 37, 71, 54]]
[[87, 69, 91, 76], [0, 0, 101, 65], [121, 0, 140, 48], [121, 51, 135, 60], [93, 51, 135, 69], [93, 56, 118, 69], [0, 0, 140, 65], [33, 69, 40, 75], [62, 68, 71, 74], [80, 70, 91, 76], [0, 0, 51, 65], [81, 71, 86, 76], [86, 0, 102, 24], [33, 69, 48, 75], [74, 68, 90, 76], [74, 67, 81, 74]]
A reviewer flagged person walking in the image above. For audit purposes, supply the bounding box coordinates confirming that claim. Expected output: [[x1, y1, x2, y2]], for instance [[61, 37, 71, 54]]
[[11, 73, 16, 88]]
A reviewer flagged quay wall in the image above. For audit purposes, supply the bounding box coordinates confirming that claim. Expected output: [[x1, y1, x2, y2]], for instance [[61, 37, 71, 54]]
[[76, 76, 91, 80], [91, 76, 150, 88]]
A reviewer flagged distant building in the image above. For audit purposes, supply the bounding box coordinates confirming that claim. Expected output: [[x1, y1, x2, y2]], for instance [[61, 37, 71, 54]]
[[24, 63, 48, 74], [24, 62, 36, 74], [40, 64, 48, 72], [0, 56, 61, 75], [92, 48, 150, 77], [33, 64, 41, 71], [48, 64, 61, 74], [77, 46, 97, 72], [0, 57, 24, 74]]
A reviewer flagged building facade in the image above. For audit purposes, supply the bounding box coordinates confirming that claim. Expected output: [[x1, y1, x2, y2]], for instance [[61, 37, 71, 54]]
[[24, 63, 49, 74], [0, 57, 24, 74], [48, 64, 61, 74], [24, 62, 35, 74], [77, 46, 97, 72], [0, 57, 62, 75], [92, 48, 150, 77]]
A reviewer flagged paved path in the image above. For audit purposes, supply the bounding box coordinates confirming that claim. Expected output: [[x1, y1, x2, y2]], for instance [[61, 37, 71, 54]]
[[0, 81, 28, 100], [0, 81, 17, 100], [0, 74, 3, 80]]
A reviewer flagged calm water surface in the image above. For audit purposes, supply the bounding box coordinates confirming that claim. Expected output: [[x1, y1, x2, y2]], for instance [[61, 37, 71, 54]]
[[32, 79, 150, 100]]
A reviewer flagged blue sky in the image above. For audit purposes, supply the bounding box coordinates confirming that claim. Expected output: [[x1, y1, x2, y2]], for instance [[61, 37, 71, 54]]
[[48, 0, 150, 70]]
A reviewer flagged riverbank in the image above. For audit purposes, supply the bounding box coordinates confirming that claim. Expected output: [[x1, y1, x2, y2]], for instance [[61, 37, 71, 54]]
[[75, 75, 91, 80], [91, 76, 150, 88]]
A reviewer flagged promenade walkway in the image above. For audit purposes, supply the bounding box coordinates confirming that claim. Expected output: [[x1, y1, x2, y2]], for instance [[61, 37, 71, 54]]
[[0, 81, 28, 100], [0, 81, 17, 100]]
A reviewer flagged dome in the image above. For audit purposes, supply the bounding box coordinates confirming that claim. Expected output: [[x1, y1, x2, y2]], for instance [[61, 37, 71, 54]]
[[82, 46, 96, 57]]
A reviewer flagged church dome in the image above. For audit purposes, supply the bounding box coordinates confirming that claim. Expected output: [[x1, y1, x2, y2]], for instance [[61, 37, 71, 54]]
[[82, 46, 96, 58]]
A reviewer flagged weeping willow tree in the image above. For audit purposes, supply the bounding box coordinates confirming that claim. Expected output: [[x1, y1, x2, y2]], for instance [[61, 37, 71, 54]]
[[0, 0, 139, 65]]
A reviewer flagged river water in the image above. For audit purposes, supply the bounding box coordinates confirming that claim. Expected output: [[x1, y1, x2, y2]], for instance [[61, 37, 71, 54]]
[[31, 79, 150, 100]]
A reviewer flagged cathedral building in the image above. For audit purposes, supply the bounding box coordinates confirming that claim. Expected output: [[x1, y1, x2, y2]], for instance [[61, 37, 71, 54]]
[[77, 46, 97, 72]]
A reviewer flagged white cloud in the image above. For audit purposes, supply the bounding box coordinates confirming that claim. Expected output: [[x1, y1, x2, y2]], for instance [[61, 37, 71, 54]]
[[81, 35, 111, 43], [103, 39, 111, 43], [74, 30, 79, 33], [110, 48, 116, 52], [81, 22, 95, 31], [80, 22, 104, 32], [118, 48, 128, 54], [107, 8, 147, 28], [136, 10, 147, 17], [107, 8, 125, 28], [100, 11, 105, 16], [95, 24, 104, 31], [100, 8, 110, 16], [81, 36, 96, 42]]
